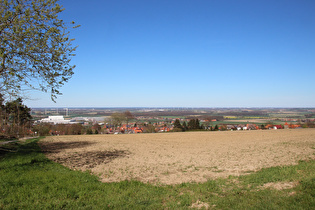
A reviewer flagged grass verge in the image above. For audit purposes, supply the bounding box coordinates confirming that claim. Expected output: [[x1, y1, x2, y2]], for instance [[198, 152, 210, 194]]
[[0, 138, 314, 209]]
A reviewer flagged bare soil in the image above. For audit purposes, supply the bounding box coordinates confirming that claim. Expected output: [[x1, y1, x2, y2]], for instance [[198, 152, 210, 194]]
[[39, 129, 315, 185]]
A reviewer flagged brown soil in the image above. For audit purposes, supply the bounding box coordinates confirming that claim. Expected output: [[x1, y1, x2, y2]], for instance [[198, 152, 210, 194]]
[[39, 129, 315, 185]]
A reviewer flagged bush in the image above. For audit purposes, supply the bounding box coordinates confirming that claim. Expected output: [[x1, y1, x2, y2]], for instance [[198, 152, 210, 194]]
[[33, 123, 52, 136], [172, 128, 183, 132], [86, 128, 93, 135]]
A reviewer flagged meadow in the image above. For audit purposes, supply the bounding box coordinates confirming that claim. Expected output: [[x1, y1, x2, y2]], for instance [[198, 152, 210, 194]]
[[1, 129, 315, 209]]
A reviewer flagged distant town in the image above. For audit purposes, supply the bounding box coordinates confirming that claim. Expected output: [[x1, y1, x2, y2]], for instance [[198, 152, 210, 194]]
[[30, 107, 315, 135]]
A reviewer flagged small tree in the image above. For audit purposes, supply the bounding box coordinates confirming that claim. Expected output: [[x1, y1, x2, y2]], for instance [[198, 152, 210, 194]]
[[188, 119, 195, 130], [187, 118, 200, 130], [173, 119, 183, 132], [220, 125, 227, 131], [4, 98, 31, 126], [173, 119, 182, 128], [92, 123, 101, 133], [195, 118, 200, 129], [86, 128, 93, 135], [182, 121, 188, 131], [143, 124, 156, 133], [2, 97, 32, 137], [33, 123, 51, 136]]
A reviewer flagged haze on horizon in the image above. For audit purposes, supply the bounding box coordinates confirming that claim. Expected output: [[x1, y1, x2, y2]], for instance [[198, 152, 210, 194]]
[[24, 0, 315, 108]]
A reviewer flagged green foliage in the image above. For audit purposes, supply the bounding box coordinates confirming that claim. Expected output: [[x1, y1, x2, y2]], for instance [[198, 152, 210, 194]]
[[0, 0, 78, 101], [300, 178, 315, 197], [32, 123, 51, 136], [187, 119, 195, 130], [172, 128, 183, 132], [86, 128, 93, 135], [187, 118, 201, 130], [1, 139, 314, 209], [4, 97, 31, 126], [0, 96, 32, 137], [195, 118, 200, 129], [182, 121, 188, 131], [173, 119, 183, 131]]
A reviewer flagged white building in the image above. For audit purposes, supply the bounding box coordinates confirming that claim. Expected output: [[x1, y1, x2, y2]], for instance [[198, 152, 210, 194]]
[[39, 116, 71, 124]]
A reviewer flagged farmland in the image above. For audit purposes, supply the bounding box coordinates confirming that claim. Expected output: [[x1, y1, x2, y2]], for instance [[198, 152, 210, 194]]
[[40, 129, 315, 185], [1, 129, 315, 209]]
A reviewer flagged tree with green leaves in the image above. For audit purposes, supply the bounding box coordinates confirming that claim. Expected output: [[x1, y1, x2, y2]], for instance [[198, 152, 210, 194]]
[[4, 97, 31, 126], [187, 119, 195, 130], [182, 121, 188, 131], [1, 97, 32, 137], [0, 0, 79, 101], [173, 119, 183, 132], [195, 118, 200, 129], [187, 118, 201, 130]]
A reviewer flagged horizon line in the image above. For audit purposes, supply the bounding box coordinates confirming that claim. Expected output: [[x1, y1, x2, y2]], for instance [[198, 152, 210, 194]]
[[29, 106, 315, 109]]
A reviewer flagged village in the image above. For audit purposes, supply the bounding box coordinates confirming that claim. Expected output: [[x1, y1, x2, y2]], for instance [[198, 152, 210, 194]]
[[34, 113, 310, 136]]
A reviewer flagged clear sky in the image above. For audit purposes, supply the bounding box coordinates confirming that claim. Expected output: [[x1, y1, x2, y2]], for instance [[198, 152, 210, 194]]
[[24, 0, 315, 108]]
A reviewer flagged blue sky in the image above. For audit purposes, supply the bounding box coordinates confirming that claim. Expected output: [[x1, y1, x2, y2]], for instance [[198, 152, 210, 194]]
[[25, 0, 315, 108]]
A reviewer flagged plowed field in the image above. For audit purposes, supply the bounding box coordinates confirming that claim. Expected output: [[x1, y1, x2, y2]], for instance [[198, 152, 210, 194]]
[[40, 129, 315, 184]]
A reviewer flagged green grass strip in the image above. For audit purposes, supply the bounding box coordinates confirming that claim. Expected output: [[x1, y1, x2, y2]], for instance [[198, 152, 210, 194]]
[[0, 138, 314, 209]]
